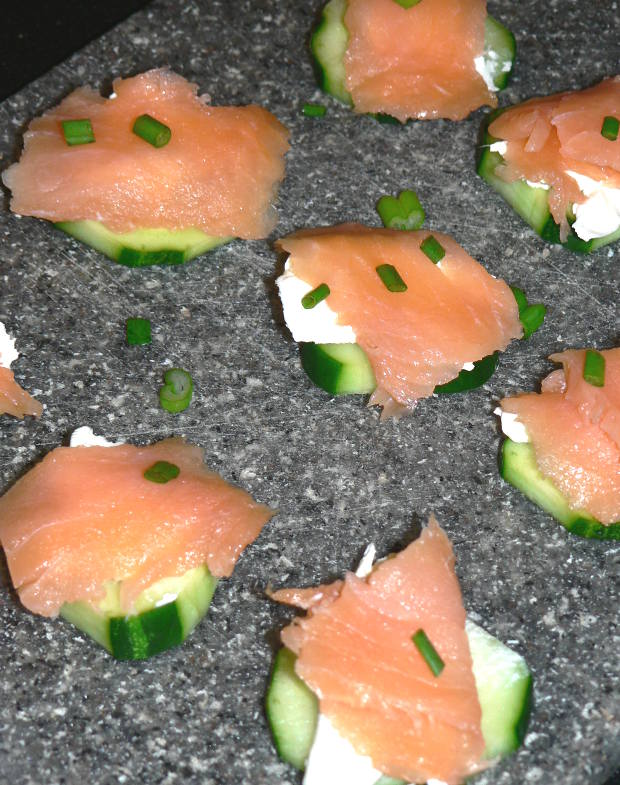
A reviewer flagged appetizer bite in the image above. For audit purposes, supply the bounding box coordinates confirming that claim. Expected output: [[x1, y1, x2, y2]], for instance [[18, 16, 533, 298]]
[[478, 76, 620, 252], [276, 224, 545, 417], [497, 348, 620, 540], [0, 321, 42, 419], [2, 69, 290, 267], [0, 428, 274, 658], [266, 517, 532, 783], [311, 0, 515, 122]]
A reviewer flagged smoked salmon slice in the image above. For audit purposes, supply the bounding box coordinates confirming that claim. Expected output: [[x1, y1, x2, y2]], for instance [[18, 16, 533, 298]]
[[270, 517, 487, 784], [277, 224, 524, 415], [0, 322, 42, 419], [500, 348, 620, 527], [2, 69, 290, 239], [0, 438, 273, 617]]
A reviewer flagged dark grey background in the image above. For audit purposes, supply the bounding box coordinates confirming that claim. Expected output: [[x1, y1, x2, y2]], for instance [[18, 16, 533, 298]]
[[0, 1, 618, 784]]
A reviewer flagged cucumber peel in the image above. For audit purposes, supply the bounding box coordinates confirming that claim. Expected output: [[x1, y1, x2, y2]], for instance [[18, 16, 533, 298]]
[[60, 564, 218, 659], [266, 622, 532, 773], [311, 1, 515, 111], [477, 119, 620, 253], [500, 439, 620, 540], [56, 219, 231, 267]]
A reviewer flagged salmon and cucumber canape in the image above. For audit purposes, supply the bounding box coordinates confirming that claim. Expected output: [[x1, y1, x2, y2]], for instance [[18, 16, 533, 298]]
[[276, 224, 545, 417], [2, 69, 290, 267], [0, 428, 274, 659], [311, 0, 515, 122], [266, 517, 532, 784], [478, 76, 620, 252], [497, 348, 620, 540], [0, 321, 42, 419]]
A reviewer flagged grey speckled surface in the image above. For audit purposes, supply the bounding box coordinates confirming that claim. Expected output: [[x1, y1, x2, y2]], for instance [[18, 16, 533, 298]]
[[0, 1, 619, 784]]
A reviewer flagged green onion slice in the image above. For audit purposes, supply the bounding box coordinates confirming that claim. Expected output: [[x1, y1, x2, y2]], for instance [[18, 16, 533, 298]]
[[302, 103, 327, 117], [601, 116, 619, 142], [159, 368, 193, 413], [376, 190, 425, 231], [520, 303, 546, 339], [132, 114, 171, 148], [376, 263, 407, 292], [126, 317, 151, 346], [583, 349, 606, 387], [62, 119, 95, 146], [510, 285, 529, 315], [301, 283, 330, 310], [420, 235, 445, 264], [412, 628, 445, 676], [393, 0, 422, 7], [144, 460, 180, 484]]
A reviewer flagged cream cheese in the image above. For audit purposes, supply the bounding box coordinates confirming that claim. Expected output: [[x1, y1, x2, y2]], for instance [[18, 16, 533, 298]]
[[277, 259, 356, 344], [0, 322, 19, 369], [70, 426, 124, 448], [494, 406, 529, 443], [566, 170, 620, 241]]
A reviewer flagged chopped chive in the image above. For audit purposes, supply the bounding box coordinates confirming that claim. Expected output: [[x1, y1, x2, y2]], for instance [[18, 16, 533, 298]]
[[302, 103, 327, 118], [132, 114, 171, 148], [159, 368, 193, 413], [583, 349, 606, 387], [126, 317, 151, 346], [376, 263, 407, 292], [62, 119, 95, 146], [420, 235, 445, 264], [601, 116, 619, 142], [301, 283, 330, 309], [509, 285, 529, 316], [412, 629, 445, 677], [393, 0, 422, 7], [144, 460, 180, 484], [376, 190, 425, 231], [520, 303, 546, 339]]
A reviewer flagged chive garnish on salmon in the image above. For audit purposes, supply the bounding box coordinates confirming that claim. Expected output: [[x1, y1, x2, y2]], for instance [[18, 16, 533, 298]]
[[412, 628, 445, 676]]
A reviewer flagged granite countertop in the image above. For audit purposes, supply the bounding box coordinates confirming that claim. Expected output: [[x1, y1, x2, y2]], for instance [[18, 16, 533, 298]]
[[0, 1, 618, 784]]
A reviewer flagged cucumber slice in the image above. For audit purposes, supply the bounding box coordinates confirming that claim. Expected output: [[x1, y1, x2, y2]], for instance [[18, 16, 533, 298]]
[[60, 564, 218, 659], [310, 0, 352, 106], [477, 124, 620, 253], [300, 342, 377, 395], [300, 342, 500, 397], [466, 620, 532, 759], [266, 626, 532, 771], [266, 647, 319, 770], [310, 3, 515, 107], [483, 16, 516, 91], [500, 439, 620, 540], [434, 352, 499, 394], [56, 219, 231, 267]]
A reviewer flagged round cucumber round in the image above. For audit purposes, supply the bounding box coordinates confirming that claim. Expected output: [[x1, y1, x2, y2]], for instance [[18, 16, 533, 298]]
[[60, 564, 218, 659], [477, 121, 620, 253], [311, 1, 516, 109], [266, 622, 532, 773], [300, 342, 500, 397], [500, 439, 620, 540], [56, 219, 231, 267]]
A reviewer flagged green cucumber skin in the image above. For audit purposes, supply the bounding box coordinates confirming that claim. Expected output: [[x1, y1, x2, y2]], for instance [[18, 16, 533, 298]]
[[266, 647, 319, 770], [55, 220, 231, 267], [267, 628, 532, 773], [310, 2, 515, 110], [301, 342, 500, 398], [500, 440, 620, 541], [60, 565, 218, 660], [477, 122, 620, 253]]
